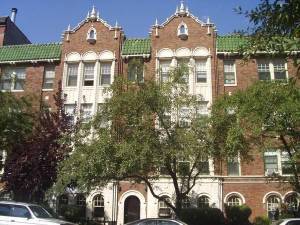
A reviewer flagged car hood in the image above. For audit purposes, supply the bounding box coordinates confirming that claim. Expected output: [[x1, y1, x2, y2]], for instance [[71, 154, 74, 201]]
[[36, 217, 74, 225]]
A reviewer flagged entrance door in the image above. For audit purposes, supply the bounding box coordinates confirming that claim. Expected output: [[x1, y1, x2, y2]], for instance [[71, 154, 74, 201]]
[[124, 196, 140, 224]]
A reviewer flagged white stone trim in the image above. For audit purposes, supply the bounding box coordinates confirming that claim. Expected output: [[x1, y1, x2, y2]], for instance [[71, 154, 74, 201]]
[[157, 48, 174, 58], [224, 192, 246, 204], [99, 50, 114, 61], [65, 52, 81, 62], [283, 191, 299, 200], [118, 190, 146, 225], [82, 51, 98, 61], [175, 47, 191, 58], [262, 191, 283, 204]]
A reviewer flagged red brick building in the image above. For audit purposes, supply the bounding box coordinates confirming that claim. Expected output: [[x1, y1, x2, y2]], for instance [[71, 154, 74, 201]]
[[0, 3, 298, 223]]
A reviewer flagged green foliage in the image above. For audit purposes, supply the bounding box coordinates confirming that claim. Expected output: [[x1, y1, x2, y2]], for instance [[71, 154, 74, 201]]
[[0, 92, 33, 157], [225, 205, 252, 225], [58, 205, 86, 223], [56, 63, 214, 216], [211, 80, 300, 190], [179, 207, 225, 225], [253, 216, 271, 225]]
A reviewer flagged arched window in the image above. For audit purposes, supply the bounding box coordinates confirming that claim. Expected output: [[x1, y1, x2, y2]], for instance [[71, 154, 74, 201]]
[[266, 195, 281, 220], [87, 28, 97, 43], [89, 30, 95, 39], [177, 22, 188, 39], [198, 195, 210, 208], [285, 193, 299, 212], [58, 194, 68, 205], [158, 196, 171, 218], [93, 194, 104, 218], [180, 25, 186, 34], [227, 195, 242, 206], [76, 194, 86, 206]]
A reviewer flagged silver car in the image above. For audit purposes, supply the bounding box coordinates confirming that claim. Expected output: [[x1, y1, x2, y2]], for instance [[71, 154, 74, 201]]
[[276, 218, 300, 225], [0, 201, 76, 225], [125, 218, 188, 225]]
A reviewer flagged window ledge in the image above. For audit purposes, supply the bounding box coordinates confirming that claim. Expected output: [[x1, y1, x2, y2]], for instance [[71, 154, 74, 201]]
[[224, 84, 237, 87], [11, 90, 25, 92], [42, 89, 54, 91]]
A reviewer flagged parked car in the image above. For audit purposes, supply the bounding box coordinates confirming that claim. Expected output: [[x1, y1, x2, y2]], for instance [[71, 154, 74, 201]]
[[125, 218, 188, 225], [276, 218, 300, 225], [0, 201, 76, 225]]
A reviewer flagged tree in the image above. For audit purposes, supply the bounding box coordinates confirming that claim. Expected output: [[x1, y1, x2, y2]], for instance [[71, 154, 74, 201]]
[[0, 92, 33, 167], [56, 65, 213, 216], [210, 80, 300, 191], [237, 0, 300, 76], [2, 86, 76, 203]]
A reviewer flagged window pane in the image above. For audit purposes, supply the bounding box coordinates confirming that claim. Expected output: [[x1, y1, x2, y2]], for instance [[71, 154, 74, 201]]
[[14, 68, 26, 90], [224, 61, 236, 84], [83, 63, 95, 86], [198, 196, 210, 208], [0, 70, 12, 90], [100, 63, 111, 85], [65, 104, 76, 124], [0, 204, 10, 216], [228, 157, 239, 176], [178, 161, 190, 176], [274, 60, 287, 80], [160, 61, 171, 83], [196, 60, 207, 83], [81, 104, 93, 123], [227, 196, 242, 206], [264, 155, 278, 173], [11, 205, 31, 218], [257, 62, 271, 80], [198, 157, 209, 175], [67, 64, 79, 86], [43, 66, 55, 89]]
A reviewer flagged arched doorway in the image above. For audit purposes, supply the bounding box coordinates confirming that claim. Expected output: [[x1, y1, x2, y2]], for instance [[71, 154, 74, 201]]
[[124, 196, 140, 224]]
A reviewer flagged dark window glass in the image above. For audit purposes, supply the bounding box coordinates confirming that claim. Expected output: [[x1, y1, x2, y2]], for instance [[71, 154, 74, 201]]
[[0, 204, 10, 216], [11, 205, 31, 218]]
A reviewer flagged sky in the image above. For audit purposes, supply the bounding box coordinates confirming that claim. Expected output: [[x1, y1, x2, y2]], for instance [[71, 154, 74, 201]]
[[1, 0, 261, 44]]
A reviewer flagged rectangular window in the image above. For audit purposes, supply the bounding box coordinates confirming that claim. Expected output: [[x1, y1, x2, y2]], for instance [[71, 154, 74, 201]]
[[179, 107, 190, 127], [178, 161, 190, 176], [177, 59, 189, 83], [264, 153, 278, 175], [257, 61, 271, 80], [0, 67, 26, 91], [128, 63, 144, 82], [198, 156, 209, 175], [227, 157, 240, 176], [83, 63, 95, 86], [43, 66, 55, 89], [195, 60, 207, 83], [67, 64, 79, 87], [273, 60, 287, 80], [160, 61, 171, 83], [281, 152, 293, 175], [197, 101, 209, 116], [224, 60, 236, 85], [100, 62, 111, 85], [64, 104, 76, 124], [0, 69, 12, 91], [81, 104, 93, 123]]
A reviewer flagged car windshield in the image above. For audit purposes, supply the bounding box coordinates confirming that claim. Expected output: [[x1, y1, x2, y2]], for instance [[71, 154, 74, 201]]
[[29, 206, 53, 219]]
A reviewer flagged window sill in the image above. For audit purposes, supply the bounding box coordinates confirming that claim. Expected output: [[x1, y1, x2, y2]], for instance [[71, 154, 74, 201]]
[[42, 89, 54, 92], [11, 90, 25, 92], [224, 83, 237, 87]]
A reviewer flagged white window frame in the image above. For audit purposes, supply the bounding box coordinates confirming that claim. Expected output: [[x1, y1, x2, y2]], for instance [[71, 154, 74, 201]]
[[224, 60, 237, 86], [43, 66, 55, 90], [159, 60, 172, 83], [257, 59, 288, 81], [81, 103, 93, 123], [0, 67, 26, 92], [158, 196, 172, 218], [66, 63, 79, 87], [198, 195, 210, 208], [100, 62, 112, 86], [93, 194, 104, 218], [264, 151, 280, 176], [64, 104, 76, 124], [227, 195, 242, 206], [195, 60, 207, 83], [83, 62, 95, 86]]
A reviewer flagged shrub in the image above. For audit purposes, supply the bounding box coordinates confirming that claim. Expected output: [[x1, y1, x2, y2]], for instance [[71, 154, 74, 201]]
[[253, 216, 271, 225], [179, 207, 226, 225], [58, 205, 86, 223], [225, 204, 252, 225]]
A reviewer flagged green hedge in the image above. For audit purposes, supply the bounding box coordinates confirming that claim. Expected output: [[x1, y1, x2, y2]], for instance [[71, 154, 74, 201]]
[[253, 216, 271, 225], [225, 205, 252, 225], [58, 204, 86, 223], [179, 208, 226, 225]]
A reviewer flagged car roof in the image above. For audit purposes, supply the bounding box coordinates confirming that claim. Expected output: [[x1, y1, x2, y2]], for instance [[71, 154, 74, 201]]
[[125, 218, 187, 225], [0, 201, 40, 207]]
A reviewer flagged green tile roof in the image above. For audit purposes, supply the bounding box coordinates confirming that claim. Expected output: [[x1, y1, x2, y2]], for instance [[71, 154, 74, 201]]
[[0, 43, 61, 63], [122, 39, 151, 56], [217, 35, 248, 52]]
